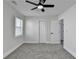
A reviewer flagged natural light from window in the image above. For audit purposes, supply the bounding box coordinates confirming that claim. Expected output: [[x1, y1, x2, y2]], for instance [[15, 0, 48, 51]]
[[15, 17, 23, 36]]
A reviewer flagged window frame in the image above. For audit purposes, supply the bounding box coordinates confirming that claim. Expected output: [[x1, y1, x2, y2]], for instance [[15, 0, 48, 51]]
[[15, 17, 23, 37]]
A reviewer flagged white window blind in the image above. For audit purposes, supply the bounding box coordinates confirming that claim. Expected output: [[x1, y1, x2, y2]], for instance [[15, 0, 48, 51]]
[[15, 17, 23, 36]]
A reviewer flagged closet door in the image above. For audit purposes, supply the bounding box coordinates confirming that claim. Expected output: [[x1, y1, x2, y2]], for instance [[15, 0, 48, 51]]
[[49, 21, 60, 44], [39, 21, 48, 43]]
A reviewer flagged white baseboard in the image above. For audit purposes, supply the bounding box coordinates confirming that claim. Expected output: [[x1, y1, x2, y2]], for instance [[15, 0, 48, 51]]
[[24, 41, 60, 44], [64, 46, 76, 58], [47, 42, 60, 44], [24, 41, 39, 43], [3, 41, 24, 58]]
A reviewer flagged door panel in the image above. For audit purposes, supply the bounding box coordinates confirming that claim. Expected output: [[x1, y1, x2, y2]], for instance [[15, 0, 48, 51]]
[[48, 21, 60, 44], [39, 21, 48, 43], [39, 20, 60, 44]]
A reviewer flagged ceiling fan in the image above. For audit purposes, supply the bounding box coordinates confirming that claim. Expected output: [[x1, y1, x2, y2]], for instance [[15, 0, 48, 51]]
[[25, 0, 55, 12]]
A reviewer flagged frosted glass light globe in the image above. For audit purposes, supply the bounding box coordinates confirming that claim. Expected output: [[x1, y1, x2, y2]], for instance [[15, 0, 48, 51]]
[[38, 5, 43, 9]]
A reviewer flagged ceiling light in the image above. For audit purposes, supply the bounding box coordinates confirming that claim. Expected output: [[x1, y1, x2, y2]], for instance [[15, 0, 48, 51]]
[[38, 5, 43, 9]]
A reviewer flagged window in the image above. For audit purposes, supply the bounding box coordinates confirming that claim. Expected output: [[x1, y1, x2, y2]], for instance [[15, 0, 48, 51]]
[[15, 17, 23, 36]]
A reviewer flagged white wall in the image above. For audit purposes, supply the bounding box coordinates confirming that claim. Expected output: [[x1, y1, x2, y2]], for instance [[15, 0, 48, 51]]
[[24, 16, 60, 44], [58, 4, 76, 57], [3, 1, 25, 58], [25, 17, 39, 43]]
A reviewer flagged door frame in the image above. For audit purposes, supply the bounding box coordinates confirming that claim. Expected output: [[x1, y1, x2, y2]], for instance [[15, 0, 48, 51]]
[[59, 19, 64, 45]]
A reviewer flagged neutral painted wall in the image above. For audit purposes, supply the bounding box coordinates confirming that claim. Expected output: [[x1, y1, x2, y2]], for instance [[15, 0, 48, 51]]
[[24, 16, 60, 44], [58, 4, 76, 57], [3, 1, 25, 57]]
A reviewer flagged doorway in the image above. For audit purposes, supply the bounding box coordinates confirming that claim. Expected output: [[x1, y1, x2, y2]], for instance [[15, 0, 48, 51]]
[[59, 19, 64, 45]]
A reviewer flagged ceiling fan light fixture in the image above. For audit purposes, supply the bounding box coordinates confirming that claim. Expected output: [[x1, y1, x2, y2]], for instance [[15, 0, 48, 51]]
[[38, 5, 43, 9], [25, 0, 55, 12]]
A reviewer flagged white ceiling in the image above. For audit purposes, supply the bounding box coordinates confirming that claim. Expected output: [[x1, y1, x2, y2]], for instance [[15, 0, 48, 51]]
[[4, 0, 76, 16]]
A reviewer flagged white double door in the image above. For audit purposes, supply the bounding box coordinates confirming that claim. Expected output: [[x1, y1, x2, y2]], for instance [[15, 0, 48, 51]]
[[39, 21, 60, 43]]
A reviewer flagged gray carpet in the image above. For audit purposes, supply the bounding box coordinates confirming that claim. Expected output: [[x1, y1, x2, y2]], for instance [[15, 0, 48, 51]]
[[4, 43, 75, 59]]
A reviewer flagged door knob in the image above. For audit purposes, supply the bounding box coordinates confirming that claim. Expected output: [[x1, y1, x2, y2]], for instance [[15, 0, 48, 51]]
[[51, 33, 53, 34]]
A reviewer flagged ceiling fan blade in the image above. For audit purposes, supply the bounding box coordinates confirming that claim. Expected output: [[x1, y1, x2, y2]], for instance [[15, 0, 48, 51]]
[[39, 0, 42, 4], [39, 0, 41, 3], [42, 0, 46, 4], [39, 0, 46, 4], [43, 5, 54, 7], [31, 7, 37, 10], [26, 0, 38, 6], [41, 8, 45, 12]]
